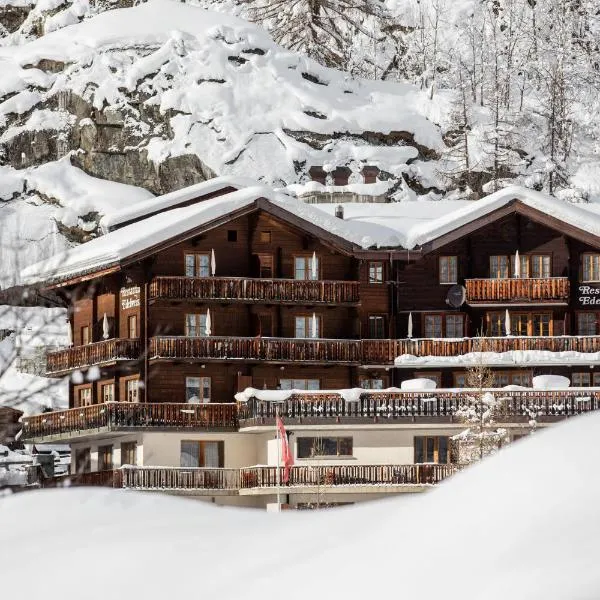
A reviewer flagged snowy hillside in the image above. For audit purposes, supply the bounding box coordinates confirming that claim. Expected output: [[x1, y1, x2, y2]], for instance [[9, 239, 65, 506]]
[[2, 412, 600, 599]]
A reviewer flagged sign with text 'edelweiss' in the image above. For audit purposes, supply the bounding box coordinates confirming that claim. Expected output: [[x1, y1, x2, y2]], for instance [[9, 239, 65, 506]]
[[577, 285, 600, 306], [121, 286, 141, 310]]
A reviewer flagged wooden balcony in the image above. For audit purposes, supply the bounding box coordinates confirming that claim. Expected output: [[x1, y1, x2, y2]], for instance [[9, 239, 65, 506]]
[[119, 466, 240, 493], [46, 339, 140, 376], [21, 402, 238, 442], [239, 464, 460, 490], [390, 335, 600, 361], [239, 389, 600, 425], [465, 277, 570, 304], [150, 336, 362, 364], [149, 276, 360, 305]]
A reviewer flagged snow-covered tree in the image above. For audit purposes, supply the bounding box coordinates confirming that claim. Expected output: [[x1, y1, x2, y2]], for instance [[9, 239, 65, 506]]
[[243, 0, 392, 74], [452, 345, 508, 464]]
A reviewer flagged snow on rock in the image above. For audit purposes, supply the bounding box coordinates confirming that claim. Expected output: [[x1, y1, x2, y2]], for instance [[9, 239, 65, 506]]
[[0, 159, 153, 287], [3, 412, 600, 599], [532, 375, 571, 390], [400, 377, 437, 391]]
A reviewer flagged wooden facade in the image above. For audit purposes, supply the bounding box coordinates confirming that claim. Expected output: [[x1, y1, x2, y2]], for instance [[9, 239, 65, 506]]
[[39, 194, 600, 412]]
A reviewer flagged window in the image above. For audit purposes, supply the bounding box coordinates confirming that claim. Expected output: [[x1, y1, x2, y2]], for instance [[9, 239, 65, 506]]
[[81, 325, 90, 345], [578, 312, 599, 335], [121, 442, 137, 466], [414, 436, 450, 464], [259, 231, 272, 243], [257, 254, 273, 278], [101, 383, 114, 403], [180, 441, 223, 468], [74, 448, 91, 473], [98, 445, 113, 471], [368, 315, 386, 339], [488, 312, 552, 336], [583, 254, 600, 282], [126, 379, 139, 403], [573, 372, 591, 387], [185, 313, 208, 337], [446, 314, 464, 338], [360, 378, 384, 390], [227, 230, 237, 242], [295, 256, 319, 281], [490, 255, 510, 279], [128, 315, 138, 339], [368, 262, 384, 284], [78, 387, 92, 407], [297, 437, 353, 458], [511, 254, 530, 278], [424, 314, 464, 338], [280, 379, 320, 390], [295, 315, 320, 338], [493, 371, 532, 387], [186, 376, 211, 403], [424, 314, 442, 338], [185, 253, 210, 277], [453, 373, 467, 388], [439, 256, 458, 284], [531, 255, 551, 278]]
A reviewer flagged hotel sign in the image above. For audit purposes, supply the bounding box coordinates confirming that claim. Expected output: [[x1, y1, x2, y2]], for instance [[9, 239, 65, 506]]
[[121, 286, 141, 310], [577, 285, 600, 306]]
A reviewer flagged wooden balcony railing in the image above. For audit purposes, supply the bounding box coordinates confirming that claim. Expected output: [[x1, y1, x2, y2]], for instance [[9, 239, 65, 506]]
[[465, 277, 570, 303], [150, 336, 362, 364], [120, 466, 240, 491], [21, 402, 238, 441], [39, 470, 118, 488], [239, 464, 460, 488], [239, 389, 600, 423], [390, 335, 600, 359], [46, 339, 140, 375], [150, 276, 360, 304]]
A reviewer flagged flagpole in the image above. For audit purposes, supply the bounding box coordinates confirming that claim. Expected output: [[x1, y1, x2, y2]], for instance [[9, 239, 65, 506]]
[[276, 403, 281, 512]]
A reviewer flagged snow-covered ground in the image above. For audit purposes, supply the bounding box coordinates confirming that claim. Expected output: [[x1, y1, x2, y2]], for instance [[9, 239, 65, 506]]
[[2, 412, 599, 599]]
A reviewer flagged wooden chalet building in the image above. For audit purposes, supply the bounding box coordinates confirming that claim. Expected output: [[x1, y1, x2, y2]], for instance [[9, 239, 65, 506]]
[[18, 179, 600, 507]]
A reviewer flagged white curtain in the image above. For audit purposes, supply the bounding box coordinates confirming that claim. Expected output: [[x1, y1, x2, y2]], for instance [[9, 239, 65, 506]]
[[180, 441, 199, 467], [204, 442, 220, 468]]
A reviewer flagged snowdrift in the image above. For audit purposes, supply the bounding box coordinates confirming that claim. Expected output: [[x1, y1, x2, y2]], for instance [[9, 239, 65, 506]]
[[2, 411, 600, 599]]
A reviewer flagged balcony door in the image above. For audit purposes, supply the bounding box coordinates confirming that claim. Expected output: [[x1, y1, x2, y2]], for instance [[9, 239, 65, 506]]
[[253, 313, 273, 337], [252, 253, 274, 279]]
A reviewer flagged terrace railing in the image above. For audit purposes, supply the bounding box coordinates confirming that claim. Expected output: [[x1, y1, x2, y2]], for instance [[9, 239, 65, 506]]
[[149, 276, 360, 304], [119, 466, 240, 491], [465, 277, 570, 303], [150, 336, 362, 364], [239, 389, 600, 423], [21, 402, 238, 441], [46, 339, 140, 375]]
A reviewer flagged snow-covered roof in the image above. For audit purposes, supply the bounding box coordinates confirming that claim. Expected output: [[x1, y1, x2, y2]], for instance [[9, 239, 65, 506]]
[[20, 183, 600, 286], [100, 176, 257, 232]]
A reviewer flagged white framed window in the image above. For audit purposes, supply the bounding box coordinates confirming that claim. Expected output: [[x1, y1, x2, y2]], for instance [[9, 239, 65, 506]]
[[185, 314, 208, 337], [280, 379, 320, 390], [185, 253, 210, 277], [295, 315, 320, 338], [78, 387, 92, 406], [186, 377, 211, 403], [583, 254, 600, 282], [439, 256, 457, 284], [126, 379, 139, 403], [101, 383, 114, 403], [368, 262, 384, 284], [295, 256, 319, 280]]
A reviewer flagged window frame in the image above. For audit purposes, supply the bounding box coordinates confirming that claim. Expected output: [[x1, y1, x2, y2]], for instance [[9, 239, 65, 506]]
[[368, 261, 384, 284], [78, 387, 92, 407], [279, 379, 320, 390], [101, 383, 114, 403], [439, 256, 458, 285], [180, 440, 224, 468], [423, 313, 464, 338], [98, 445, 113, 471], [256, 253, 274, 278], [294, 314, 321, 339], [120, 441, 137, 466], [414, 435, 450, 464], [127, 314, 138, 339], [582, 253, 600, 282], [125, 379, 140, 403], [294, 255, 320, 281], [81, 325, 90, 346], [368, 314, 386, 339], [487, 311, 553, 337], [577, 311, 599, 336], [184, 253, 210, 278], [296, 437, 353, 459], [185, 376, 211, 403], [185, 313, 209, 337]]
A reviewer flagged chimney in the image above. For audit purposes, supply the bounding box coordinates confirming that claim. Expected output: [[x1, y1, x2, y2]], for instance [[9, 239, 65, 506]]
[[335, 204, 344, 219]]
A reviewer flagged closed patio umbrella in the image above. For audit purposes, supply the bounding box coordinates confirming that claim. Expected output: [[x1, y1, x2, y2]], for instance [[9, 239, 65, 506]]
[[407, 312, 413, 339], [505, 309, 511, 336], [211, 248, 216, 276], [205, 308, 212, 336], [102, 313, 109, 340]]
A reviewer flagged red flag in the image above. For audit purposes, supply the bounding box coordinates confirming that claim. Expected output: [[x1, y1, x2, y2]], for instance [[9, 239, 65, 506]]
[[276, 415, 294, 483]]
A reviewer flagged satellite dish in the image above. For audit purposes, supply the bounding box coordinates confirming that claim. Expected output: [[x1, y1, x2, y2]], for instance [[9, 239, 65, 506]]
[[446, 284, 466, 308]]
